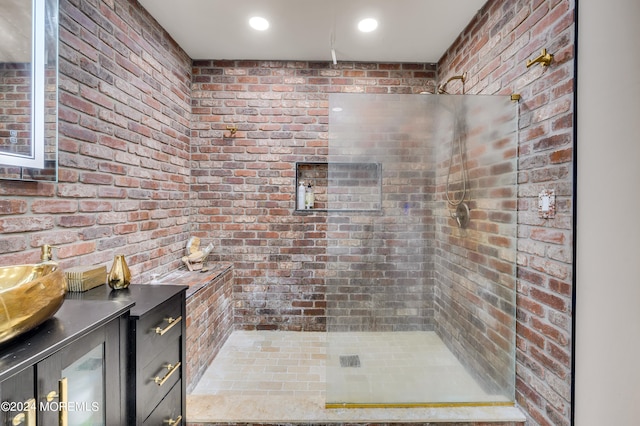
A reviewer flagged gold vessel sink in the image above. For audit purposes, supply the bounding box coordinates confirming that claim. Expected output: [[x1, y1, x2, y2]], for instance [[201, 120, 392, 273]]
[[0, 263, 67, 344]]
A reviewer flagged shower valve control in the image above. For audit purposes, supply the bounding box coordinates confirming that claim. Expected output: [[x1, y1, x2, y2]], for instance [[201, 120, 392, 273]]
[[452, 202, 470, 228]]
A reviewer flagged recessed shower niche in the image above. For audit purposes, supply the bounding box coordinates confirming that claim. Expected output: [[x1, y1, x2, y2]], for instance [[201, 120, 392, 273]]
[[295, 162, 382, 212]]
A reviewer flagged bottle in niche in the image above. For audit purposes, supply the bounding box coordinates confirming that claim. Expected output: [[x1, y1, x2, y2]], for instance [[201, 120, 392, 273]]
[[297, 180, 306, 210], [305, 182, 314, 209], [107, 254, 131, 290]]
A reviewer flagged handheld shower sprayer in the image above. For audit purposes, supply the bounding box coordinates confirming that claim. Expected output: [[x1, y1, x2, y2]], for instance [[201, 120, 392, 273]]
[[442, 86, 471, 228]]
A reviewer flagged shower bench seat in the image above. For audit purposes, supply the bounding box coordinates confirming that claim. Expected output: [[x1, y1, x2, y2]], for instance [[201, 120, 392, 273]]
[[156, 262, 234, 392]]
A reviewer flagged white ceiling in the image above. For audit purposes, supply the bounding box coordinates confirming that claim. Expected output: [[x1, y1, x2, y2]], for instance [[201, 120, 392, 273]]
[[138, 0, 487, 63]]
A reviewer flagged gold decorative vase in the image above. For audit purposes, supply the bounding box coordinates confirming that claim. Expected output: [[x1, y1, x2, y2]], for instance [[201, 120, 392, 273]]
[[107, 254, 131, 290]]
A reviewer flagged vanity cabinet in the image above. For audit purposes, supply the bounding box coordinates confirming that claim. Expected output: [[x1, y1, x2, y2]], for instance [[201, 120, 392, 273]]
[[76, 284, 187, 425], [0, 299, 131, 425], [0, 284, 187, 425], [126, 285, 186, 425]]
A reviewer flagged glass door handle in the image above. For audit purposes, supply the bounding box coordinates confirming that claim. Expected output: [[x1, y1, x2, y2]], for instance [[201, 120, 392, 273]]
[[45, 378, 68, 426], [58, 377, 68, 426]]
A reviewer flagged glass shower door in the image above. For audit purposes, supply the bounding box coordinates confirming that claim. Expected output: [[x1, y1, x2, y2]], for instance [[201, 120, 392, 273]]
[[325, 93, 518, 407]]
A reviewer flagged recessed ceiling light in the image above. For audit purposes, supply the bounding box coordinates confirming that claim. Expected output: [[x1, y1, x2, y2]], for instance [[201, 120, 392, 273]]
[[249, 16, 269, 31], [358, 18, 378, 33]]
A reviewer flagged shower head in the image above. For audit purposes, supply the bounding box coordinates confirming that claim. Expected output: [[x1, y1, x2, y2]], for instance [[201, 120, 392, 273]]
[[437, 72, 467, 94]]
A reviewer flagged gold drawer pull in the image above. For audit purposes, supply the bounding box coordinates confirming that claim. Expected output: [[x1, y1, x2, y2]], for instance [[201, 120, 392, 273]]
[[154, 316, 182, 336], [153, 362, 181, 386], [11, 398, 36, 426], [165, 415, 182, 425]]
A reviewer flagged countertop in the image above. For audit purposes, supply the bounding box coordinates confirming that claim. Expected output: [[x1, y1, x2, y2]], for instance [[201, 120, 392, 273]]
[[67, 283, 187, 318], [0, 298, 134, 381]]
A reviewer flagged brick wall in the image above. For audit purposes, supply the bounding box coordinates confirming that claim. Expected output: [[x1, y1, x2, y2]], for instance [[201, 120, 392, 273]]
[[0, 0, 574, 423], [191, 61, 437, 331], [0, 0, 193, 281], [183, 264, 234, 393], [438, 0, 575, 425]]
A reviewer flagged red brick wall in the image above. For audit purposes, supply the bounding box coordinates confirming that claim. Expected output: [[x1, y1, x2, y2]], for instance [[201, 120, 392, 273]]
[[0, 0, 193, 281], [0, 0, 574, 423], [183, 265, 234, 393], [438, 0, 574, 425], [191, 61, 437, 331]]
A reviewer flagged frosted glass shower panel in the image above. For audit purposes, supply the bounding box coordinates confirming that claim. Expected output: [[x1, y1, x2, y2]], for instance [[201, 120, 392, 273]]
[[433, 95, 518, 404], [327, 94, 435, 333], [326, 94, 517, 407], [326, 94, 436, 405]]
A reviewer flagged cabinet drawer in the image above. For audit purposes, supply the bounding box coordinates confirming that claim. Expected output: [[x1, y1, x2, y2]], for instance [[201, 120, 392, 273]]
[[140, 336, 181, 420], [137, 297, 182, 357], [143, 379, 182, 425]]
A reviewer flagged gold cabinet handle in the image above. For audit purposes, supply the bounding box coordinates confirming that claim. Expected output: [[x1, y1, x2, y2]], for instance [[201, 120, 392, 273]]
[[11, 414, 25, 426], [59, 377, 68, 426], [26, 398, 36, 426], [11, 398, 36, 426], [165, 415, 182, 425], [154, 316, 182, 336], [46, 390, 58, 402], [153, 362, 181, 386], [45, 378, 68, 426]]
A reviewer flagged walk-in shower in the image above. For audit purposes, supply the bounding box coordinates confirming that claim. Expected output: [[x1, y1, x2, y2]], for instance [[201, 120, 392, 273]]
[[325, 93, 518, 407]]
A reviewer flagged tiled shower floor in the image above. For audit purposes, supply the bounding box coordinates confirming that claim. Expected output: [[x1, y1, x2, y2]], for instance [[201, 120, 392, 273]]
[[187, 331, 524, 424]]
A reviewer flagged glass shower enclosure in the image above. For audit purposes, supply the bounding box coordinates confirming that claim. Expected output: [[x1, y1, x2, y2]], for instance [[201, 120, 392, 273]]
[[325, 93, 518, 407]]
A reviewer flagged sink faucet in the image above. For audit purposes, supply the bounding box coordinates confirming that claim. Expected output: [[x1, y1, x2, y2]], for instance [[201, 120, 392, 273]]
[[40, 244, 58, 262]]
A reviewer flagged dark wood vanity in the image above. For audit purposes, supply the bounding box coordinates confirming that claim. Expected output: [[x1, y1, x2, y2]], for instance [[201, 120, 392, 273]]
[[0, 299, 132, 425], [0, 284, 187, 425], [103, 285, 187, 425]]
